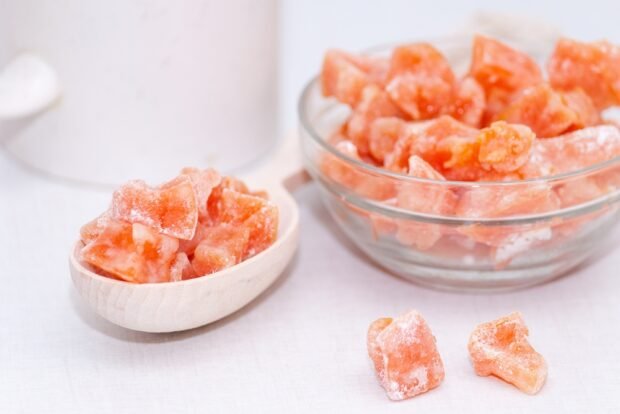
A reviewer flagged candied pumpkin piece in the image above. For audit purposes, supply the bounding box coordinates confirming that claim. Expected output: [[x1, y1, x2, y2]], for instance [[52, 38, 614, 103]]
[[80, 211, 111, 245], [192, 224, 250, 276], [396, 156, 456, 250], [384, 116, 477, 173], [468, 312, 547, 395], [347, 85, 404, 156], [170, 252, 195, 281], [111, 175, 198, 240], [548, 38, 620, 110], [81, 220, 179, 283], [368, 117, 408, 163], [449, 76, 486, 127], [469, 35, 543, 121], [208, 188, 278, 258], [386, 73, 454, 120], [528, 125, 620, 175], [478, 121, 535, 173], [321, 49, 371, 106], [387, 43, 455, 84], [497, 84, 600, 138], [180, 167, 221, 220], [367, 317, 394, 383], [368, 310, 445, 401]]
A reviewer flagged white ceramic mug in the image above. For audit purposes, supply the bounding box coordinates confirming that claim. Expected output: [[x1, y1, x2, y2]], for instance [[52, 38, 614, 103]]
[[0, 0, 278, 186]]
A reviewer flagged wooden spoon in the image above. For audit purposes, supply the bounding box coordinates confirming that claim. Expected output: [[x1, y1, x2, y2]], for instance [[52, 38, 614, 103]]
[[69, 136, 307, 333]]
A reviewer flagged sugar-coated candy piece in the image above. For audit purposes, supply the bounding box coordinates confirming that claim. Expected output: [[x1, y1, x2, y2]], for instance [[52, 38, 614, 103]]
[[111, 175, 198, 240], [396, 156, 456, 250], [469, 35, 543, 121], [449, 76, 486, 127], [81, 220, 179, 283], [497, 84, 599, 138], [180, 167, 221, 220], [384, 116, 476, 174], [368, 117, 408, 163], [368, 310, 445, 401], [468, 312, 547, 395], [387, 43, 455, 84], [209, 188, 278, 259], [347, 85, 404, 156], [192, 224, 250, 276], [321, 50, 371, 107], [386, 72, 454, 120], [80, 211, 111, 245], [528, 125, 620, 175], [548, 38, 620, 110], [170, 252, 195, 282], [367, 317, 394, 383], [478, 121, 535, 173]]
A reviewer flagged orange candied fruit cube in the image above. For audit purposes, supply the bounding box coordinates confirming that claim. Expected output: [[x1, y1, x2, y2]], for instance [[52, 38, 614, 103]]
[[81, 220, 179, 283], [449, 76, 486, 128], [111, 175, 199, 240], [321, 50, 371, 107], [468, 312, 547, 395], [478, 121, 535, 173], [192, 224, 250, 276], [548, 38, 620, 110], [469, 35, 543, 121], [367, 310, 445, 400], [346, 84, 404, 156], [497, 83, 599, 138]]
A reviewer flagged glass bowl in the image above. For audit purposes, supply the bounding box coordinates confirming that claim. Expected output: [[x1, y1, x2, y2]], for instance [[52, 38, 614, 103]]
[[297, 39, 620, 291]]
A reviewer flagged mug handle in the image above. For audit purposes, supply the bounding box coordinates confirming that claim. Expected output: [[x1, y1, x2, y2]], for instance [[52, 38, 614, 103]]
[[0, 53, 60, 120]]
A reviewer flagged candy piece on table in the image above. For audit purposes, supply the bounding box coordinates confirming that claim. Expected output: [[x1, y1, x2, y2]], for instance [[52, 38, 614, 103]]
[[478, 121, 535, 173], [367, 317, 394, 383], [548, 38, 620, 110], [180, 167, 221, 220], [449, 76, 486, 127], [396, 156, 456, 250], [368, 117, 408, 163], [81, 220, 179, 283], [192, 224, 251, 276], [367, 310, 445, 401], [386, 72, 454, 120], [80, 211, 111, 245], [321, 50, 371, 107], [469, 35, 543, 122], [170, 252, 195, 282], [111, 175, 199, 240], [347, 85, 404, 156], [497, 83, 600, 138], [468, 312, 547, 395]]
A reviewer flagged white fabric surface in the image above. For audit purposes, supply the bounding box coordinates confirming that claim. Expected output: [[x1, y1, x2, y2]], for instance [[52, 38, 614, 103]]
[[3, 2, 620, 413], [1, 149, 620, 413]]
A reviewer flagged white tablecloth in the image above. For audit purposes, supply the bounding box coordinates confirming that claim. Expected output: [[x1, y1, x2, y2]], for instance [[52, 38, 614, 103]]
[[3, 2, 620, 413]]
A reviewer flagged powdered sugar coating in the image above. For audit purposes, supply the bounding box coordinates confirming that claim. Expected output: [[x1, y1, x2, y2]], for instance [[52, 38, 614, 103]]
[[367, 310, 444, 401]]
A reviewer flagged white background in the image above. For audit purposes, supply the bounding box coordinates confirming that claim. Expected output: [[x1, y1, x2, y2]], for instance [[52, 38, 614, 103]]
[[2, 1, 620, 413]]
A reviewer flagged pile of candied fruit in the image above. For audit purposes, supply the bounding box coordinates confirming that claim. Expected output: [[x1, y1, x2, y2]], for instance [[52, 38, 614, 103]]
[[79, 168, 278, 283], [367, 310, 546, 401], [321, 35, 620, 263]]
